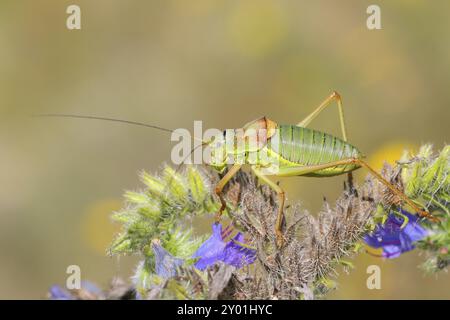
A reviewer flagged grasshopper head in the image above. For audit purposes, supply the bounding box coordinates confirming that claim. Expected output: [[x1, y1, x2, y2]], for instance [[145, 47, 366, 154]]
[[242, 117, 278, 151], [227, 117, 278, 154]]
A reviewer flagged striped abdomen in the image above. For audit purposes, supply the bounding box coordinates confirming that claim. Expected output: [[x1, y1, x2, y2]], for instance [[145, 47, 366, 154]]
[[267, 125, 362, 177]]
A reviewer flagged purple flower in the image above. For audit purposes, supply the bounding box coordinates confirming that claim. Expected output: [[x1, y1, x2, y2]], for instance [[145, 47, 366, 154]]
[[49, 281, 103, 300], [192, 223, 227, 270], [222, 232, 257, 268], [49, 285, 73, 300], [152, 239, 184, 279], [193, 223, 256, 270], [364, 211, 428, 258], [79, 281, 103, 299]]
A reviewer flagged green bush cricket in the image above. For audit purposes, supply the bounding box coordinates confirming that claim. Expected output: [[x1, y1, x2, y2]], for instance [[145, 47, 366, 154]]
[[37, 91, 437, 247]]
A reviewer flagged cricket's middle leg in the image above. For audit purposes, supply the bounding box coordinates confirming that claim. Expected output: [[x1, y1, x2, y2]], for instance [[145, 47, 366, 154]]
[[251, 166, 286, 247]]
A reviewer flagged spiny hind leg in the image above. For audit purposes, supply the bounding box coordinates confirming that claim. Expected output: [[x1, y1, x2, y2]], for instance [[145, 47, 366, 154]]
[[297, 91, 348, 142], [297, 91, 354, 188], [355, 159, 437, 222], [214, 164, 242, 223], [276, 157, 436, 222], [251, 166, 286, 247]]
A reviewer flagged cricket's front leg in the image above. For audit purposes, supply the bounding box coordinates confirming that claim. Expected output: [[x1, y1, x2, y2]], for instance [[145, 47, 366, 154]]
[[214, 164, 242, 223], [251, 166, 286, 248]]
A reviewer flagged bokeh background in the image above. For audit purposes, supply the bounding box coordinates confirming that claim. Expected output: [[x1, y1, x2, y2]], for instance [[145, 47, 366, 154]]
[[0, 0, 449, 299]]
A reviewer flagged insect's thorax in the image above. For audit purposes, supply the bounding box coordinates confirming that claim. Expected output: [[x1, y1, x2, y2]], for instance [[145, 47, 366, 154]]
[[264, 125, 363, 177]]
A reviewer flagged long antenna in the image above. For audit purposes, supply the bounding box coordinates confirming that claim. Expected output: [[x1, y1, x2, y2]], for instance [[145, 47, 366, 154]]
[[34, 114, 174, 134], [34, 113, 206, 142], [36, 113, 219, 204]]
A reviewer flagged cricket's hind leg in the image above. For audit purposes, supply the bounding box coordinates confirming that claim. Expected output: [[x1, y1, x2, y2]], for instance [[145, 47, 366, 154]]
[[355, 159, 438, 222], [278, 157, 437, 222], [297, 91, 355, 190], [297, 91, 348, 142]]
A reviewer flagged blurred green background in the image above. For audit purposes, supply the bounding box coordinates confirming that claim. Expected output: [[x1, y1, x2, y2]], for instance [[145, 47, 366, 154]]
[[0, 0, 449, 299]]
